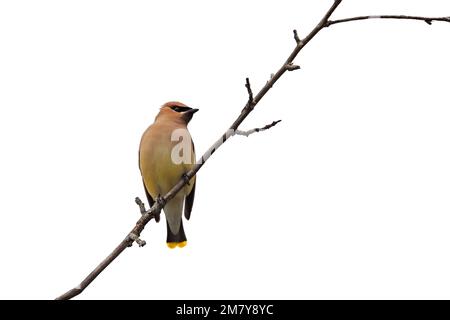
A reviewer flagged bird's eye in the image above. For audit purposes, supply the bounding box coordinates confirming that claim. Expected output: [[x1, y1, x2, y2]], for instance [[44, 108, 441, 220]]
[[170, 106, 191, 113]]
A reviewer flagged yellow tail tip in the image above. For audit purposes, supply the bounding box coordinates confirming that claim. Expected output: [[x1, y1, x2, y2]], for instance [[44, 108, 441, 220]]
[[167, 242, 177, 249], [166, 241, 187, 249]]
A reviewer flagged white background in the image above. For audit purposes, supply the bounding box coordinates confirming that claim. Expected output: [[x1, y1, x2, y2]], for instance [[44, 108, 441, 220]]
[[1, 0, 450, 300]]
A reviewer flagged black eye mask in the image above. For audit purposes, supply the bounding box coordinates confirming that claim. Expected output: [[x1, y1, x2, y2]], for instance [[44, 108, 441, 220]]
[[170, 106, 192, 113]]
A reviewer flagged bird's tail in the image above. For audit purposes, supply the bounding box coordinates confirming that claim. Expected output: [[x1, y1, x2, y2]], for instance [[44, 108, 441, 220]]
[[166, 219, 187, 249]]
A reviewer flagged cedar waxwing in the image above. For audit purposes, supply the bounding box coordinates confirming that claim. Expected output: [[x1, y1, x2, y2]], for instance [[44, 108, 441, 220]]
[[139, 101, 198, 249]]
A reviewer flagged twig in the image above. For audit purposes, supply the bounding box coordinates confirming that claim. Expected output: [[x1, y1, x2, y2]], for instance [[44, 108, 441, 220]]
[[129, 233, 146, 247], [293, 29, 301, 44], [56, 0, 449, 299], [286, 63, 301, 71], [326, 15, 450, 27], [245, 77, 254, 107], [235, 120, 282, 137], [135, 197, 146, 215]]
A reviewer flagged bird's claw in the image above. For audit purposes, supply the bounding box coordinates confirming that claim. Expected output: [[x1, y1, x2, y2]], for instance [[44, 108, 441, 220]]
[[154, 196, 166, 222], [156, 195, 166, 206], [182, 173, 191, 185], [154, 211, 161, 223]]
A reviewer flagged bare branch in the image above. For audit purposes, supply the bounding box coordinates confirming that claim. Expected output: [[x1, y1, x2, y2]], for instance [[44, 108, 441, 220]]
[[135, 197, 146, 215], [293, 29, 301, 44], [128, 233, 146, 247], [245, 77, 254, 107], [56, 0, 450, 300], [326, 15, 450, 27], [55, 207, 161, 300], [235, 120, 282, 137], [286, 63, 301, 71]]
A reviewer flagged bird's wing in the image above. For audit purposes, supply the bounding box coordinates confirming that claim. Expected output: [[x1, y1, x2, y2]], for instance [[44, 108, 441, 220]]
[[143, 179, 155, 207], [184, 139, 196, 220], [184, 180, 195, 220]]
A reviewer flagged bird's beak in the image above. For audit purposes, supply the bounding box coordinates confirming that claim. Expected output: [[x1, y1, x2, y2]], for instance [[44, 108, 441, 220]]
[[182, 108, 199, 123], [187, 108, 199, 115]]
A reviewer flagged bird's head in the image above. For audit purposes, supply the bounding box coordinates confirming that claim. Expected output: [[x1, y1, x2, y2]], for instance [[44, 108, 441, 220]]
[[156, 101, 199, 125]]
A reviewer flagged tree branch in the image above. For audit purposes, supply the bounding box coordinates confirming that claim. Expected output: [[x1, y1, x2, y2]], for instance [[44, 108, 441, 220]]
[[56, 0, 449, 299], [235, 120, 282, 137], [326, 15, 450, 27]]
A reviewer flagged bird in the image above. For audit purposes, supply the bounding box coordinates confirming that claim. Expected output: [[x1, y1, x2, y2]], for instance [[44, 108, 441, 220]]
[[139, 101, 198, 249]]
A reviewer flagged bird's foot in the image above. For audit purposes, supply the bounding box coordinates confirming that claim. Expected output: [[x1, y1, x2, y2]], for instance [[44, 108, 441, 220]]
[[153, 210, 161, 223], [154, 195, 166, 222], [182, 173, 191, 185]]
